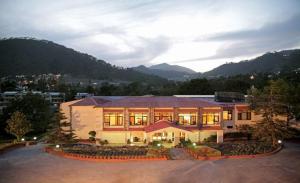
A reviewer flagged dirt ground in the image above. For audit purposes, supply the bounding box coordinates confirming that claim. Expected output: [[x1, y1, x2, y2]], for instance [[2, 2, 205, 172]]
[[0, 142, 300, 183]]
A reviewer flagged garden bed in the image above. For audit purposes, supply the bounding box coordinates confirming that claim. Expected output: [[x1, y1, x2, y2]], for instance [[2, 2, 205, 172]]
[[45, 144, 169, 161], [210, 141, 279, 156], [185, 146, 222, 160]]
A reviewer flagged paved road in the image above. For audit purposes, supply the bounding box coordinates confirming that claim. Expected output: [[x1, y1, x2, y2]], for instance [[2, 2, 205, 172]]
[[0, 143, 300, 183], [170, 148, 194, 160]]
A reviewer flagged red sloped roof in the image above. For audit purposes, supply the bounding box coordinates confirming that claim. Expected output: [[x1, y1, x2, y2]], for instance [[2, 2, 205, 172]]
[[144, 120, 192, 133], [71, 97, 111, 106], [70, 96, 222, 108], [98, 96, 221, 108]]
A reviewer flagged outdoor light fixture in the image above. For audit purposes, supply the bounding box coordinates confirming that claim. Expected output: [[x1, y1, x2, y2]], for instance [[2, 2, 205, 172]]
[[193, 142, 196, 146], [33, 137, 37, 140], [56, 144, 60, 148], [157, 143, 161, 147], [21, 138, 25, 141], [278, 140, 282, 144], [130, 143, 134, 146]]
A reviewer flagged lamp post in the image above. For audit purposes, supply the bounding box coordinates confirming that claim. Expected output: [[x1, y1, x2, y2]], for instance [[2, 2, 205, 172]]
[[250, 75, 255, 89]]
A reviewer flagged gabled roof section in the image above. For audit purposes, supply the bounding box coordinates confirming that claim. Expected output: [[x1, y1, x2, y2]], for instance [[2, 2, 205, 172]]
[[144, 120, 192, 133], [70, 96, 112, 106]]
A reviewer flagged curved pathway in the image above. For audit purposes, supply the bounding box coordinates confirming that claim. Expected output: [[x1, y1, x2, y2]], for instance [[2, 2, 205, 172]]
[[170, 148, 194, 160], [0, 142, 300, 183]]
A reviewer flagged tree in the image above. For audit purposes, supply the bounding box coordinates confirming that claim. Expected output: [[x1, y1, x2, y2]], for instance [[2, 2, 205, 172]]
[[178, 79, 213, 94], [46, 109, 76, 144], [2, 93, 52, 134], [5, 111, 31, 141], [247, 80, 294, 146]]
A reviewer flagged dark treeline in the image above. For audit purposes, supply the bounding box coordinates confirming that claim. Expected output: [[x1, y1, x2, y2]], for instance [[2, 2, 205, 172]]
[[1, 71, 298, 100], [1, 71, 299, 139]]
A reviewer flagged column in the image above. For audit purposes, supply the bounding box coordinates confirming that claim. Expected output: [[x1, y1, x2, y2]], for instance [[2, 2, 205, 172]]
[[148, 107, 154, 125], [198, 107, 202, 127], [173, 107, 179, 122], [124, 108, 129, 130], [217, 130, 224, 143]]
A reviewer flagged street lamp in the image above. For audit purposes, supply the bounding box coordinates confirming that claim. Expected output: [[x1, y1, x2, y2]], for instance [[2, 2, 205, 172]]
[[33, 136, 37, 140], [278, 140, 282, 144], [56, 144, 60, 148], [21, 138, 25, 142]]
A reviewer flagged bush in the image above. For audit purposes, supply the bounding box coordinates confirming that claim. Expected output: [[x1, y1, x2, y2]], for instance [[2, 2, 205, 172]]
[[133, 137, 139, 142], [88, 131, 96, 141], [224, 132, 251, 140], [204, 135, 217, 143], [179, 139, 192, 147], [212, 141, 276, 155], [127, 139, 131, 144], [151, 140, 162, 147], [99, 139, 109, 145], [168, 139, 172, 143]]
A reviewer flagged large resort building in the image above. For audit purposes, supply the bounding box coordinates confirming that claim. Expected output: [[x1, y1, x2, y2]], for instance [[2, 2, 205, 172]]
[[61, 95, 259, 145]]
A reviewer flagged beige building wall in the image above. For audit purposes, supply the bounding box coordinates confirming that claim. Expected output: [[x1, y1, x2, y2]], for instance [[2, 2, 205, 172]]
[[71, 106, 102, 139], [60, 100, 82, 123], [199, 131, 217, 141], [101, 131, 128, 143]]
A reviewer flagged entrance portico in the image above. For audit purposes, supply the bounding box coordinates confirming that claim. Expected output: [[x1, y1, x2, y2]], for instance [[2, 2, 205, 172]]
[[144, 120, 193, 145]]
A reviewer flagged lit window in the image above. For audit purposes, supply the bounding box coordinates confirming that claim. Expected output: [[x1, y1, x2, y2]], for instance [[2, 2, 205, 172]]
[[154, 112, 172, 122], [178, 113, 197, 125], [129, 113, 148, 126], [104, 113, 123, 126], [223, 110, 233, 120], [202, 113, 219, 125]]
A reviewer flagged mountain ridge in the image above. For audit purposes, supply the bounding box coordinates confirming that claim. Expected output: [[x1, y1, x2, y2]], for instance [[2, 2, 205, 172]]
[[0, 38, 168, 84], [202, 49, 300, 77]]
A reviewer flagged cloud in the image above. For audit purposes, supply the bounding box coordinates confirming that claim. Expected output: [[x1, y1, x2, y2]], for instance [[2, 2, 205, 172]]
[[63, 34, 172, 66], [0, 0, 300, 71], [193, 14, 300, 60]]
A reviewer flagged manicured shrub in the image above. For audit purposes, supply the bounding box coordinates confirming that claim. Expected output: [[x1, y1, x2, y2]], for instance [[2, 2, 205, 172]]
[[88, 131, 96, 141], [211, 141, 276, 155], [204, 135, 217, 143]]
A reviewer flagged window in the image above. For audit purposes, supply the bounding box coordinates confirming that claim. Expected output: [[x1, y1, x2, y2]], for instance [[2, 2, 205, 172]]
[[179, 132, 185, 140], [154, 112, 172, 122], [152, 131, 168, 141], [178, 113, 197, 125], [223, 110, 233, 120], [238, 111, 251, 120], [129, 113, 148, 126], [202, 113, 220, 125], [104, 113, 123, 126]]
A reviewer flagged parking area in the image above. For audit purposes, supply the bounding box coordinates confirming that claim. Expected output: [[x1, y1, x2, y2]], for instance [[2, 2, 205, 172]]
[[0, 142, 300, 183]]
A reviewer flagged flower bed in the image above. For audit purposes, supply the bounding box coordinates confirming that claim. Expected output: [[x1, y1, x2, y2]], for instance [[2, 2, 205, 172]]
[[210, 141, 278, 156], [63, 144, 148, 156], [45, 144, 169, 161], [185, 146, 221, 159]]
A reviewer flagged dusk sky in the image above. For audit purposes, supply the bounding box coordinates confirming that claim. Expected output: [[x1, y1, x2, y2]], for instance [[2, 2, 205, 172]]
[[1, 0, 300, 72]]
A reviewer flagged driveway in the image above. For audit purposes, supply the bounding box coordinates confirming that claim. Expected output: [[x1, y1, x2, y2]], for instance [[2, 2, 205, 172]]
[[0, 142, 300, 183], [170, 148, 194, 160]]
